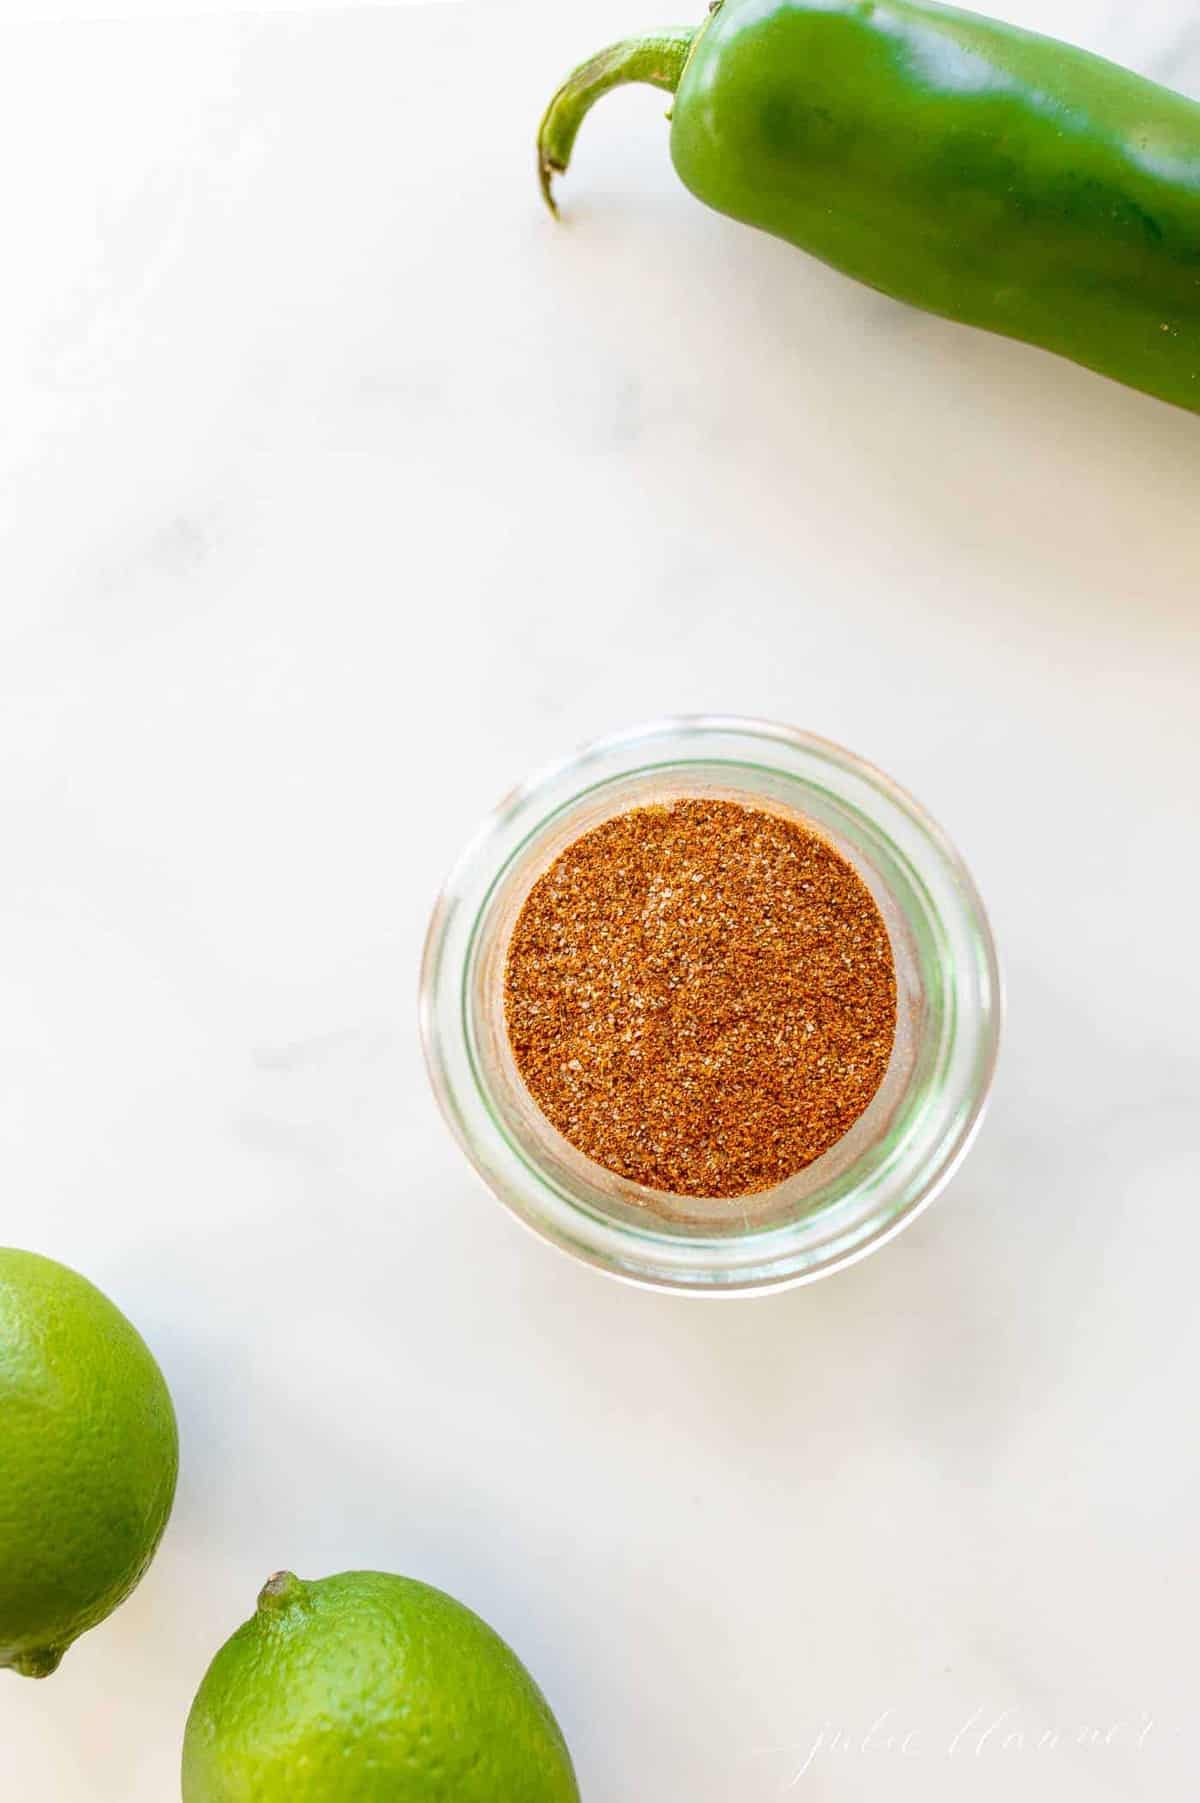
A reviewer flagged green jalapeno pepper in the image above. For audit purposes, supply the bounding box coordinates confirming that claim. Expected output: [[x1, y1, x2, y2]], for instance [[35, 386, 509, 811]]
[[538, 0, 1200, 414]]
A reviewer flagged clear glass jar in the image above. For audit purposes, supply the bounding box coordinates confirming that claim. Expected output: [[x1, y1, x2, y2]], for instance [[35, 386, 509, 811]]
[[420, 717, 1001, 1295]]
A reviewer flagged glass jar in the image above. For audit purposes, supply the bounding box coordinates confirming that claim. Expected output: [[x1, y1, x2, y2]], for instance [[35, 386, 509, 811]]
[[420, 717, 1001, 1295]]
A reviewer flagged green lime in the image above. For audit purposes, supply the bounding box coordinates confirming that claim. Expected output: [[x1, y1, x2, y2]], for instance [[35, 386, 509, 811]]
[[0, 1247, 179, 1678], [182, 1569, 581, 1802]]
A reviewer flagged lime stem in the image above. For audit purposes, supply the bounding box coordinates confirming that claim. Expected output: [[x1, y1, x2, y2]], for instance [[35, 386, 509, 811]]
[[7, 1645, 65, 1679], [257, 1571, 307, 1616], [537, 29, 698, 215]]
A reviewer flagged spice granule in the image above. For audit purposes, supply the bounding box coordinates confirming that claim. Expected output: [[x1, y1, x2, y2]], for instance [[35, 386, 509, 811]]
[[503, 798, 897, 1198]]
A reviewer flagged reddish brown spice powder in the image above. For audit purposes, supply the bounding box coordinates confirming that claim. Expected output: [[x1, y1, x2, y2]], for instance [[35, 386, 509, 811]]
[[503, 798, 897, 1199]]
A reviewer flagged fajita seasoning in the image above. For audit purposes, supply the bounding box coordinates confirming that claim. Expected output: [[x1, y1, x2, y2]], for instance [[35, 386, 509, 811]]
[[503, 798, 897, 1198]]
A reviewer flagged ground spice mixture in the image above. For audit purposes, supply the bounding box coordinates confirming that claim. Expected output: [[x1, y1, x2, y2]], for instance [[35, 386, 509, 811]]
[[503, 798, 897, 1198]]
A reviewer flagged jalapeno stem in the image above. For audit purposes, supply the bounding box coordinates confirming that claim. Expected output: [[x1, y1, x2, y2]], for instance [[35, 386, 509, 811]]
[[538, 30, 698, 215]]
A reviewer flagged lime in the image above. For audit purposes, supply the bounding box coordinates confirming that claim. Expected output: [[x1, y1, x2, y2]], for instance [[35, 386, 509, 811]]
[[0, 1247, 179, 1678], [182, 1569, 581, 1801]]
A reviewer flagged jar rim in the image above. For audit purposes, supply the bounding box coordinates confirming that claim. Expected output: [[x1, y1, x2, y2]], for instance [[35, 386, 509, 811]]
[[420, 717, 1002, 1295]]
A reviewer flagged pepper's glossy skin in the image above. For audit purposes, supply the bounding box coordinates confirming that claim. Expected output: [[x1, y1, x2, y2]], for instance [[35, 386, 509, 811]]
[[538, 0, 1200, 413], [668, 0, 1200, 411]]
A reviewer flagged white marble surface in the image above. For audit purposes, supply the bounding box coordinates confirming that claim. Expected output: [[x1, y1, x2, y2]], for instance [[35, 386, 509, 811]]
[[2, 3, 1199, 1798]]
